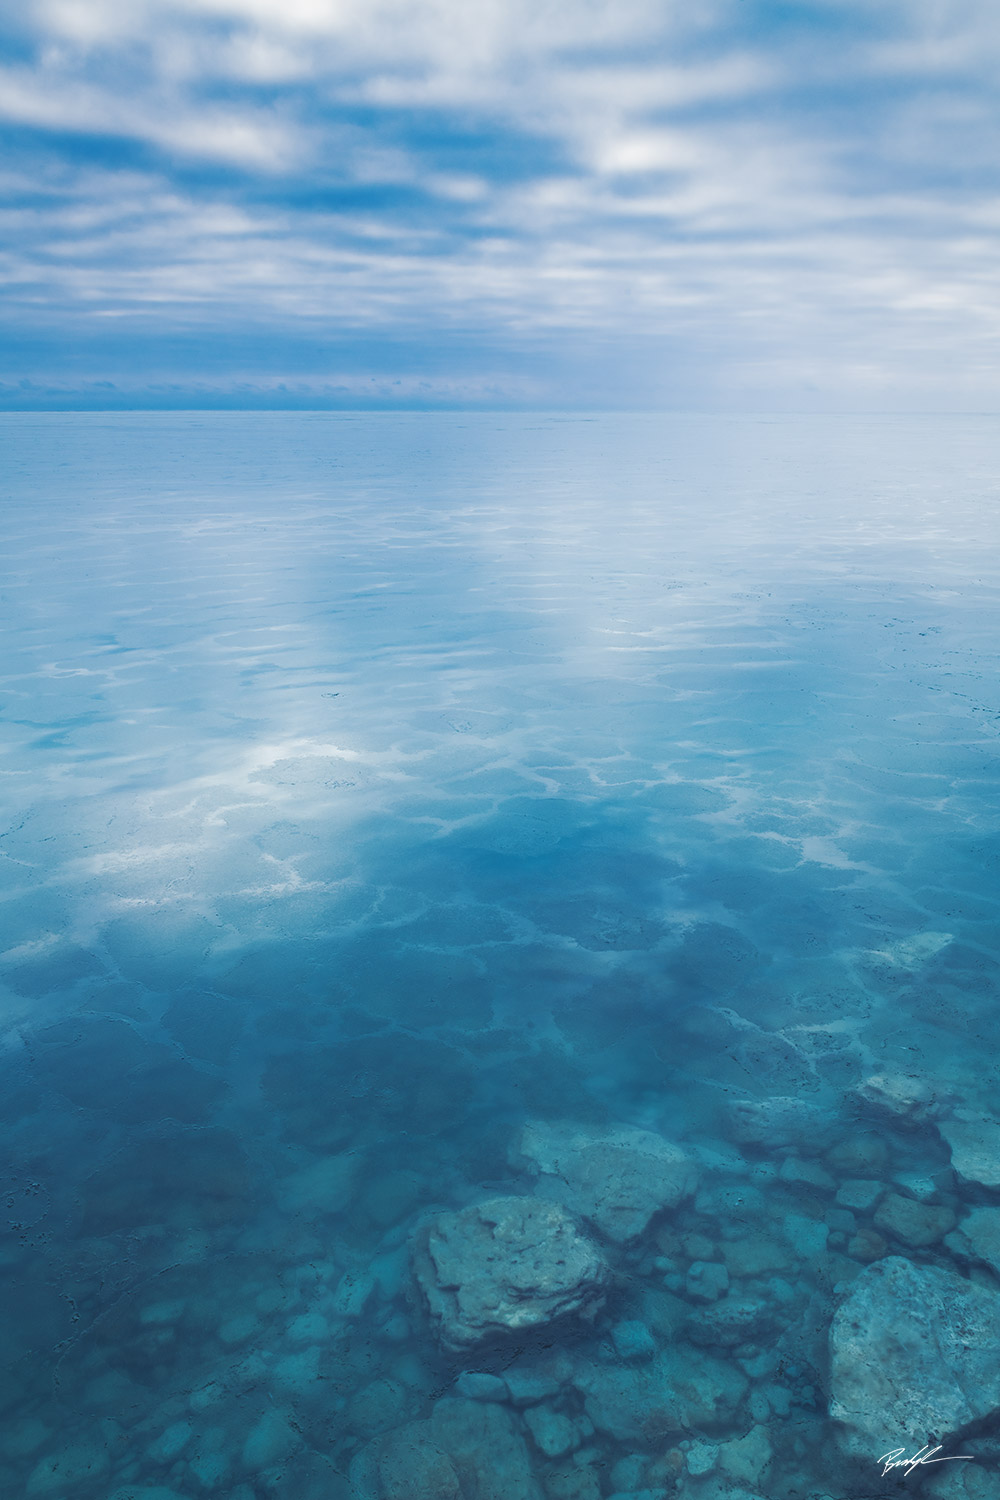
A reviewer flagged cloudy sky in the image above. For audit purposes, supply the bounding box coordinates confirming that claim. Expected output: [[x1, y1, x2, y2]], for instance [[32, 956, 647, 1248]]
[[1, 0, 997, 408]]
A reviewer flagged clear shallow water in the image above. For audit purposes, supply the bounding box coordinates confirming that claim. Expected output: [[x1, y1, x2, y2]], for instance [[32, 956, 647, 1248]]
[[1, 412, 999, 1499]]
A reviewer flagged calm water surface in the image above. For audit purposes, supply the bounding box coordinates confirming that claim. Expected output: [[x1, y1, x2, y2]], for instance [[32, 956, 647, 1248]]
[[1, 413, 999, 1499]]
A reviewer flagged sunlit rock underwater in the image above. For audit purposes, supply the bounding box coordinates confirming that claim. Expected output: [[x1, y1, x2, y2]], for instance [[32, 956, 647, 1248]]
[[2, 411, 1000, 1498]]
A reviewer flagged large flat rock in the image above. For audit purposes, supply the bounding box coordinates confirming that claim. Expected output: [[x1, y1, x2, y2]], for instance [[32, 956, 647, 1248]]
[[572, 1344, 748, 1444], [511, 1120, 698, 1242], [938, 1114, 1000, 1191], [830, 1256, 1000, 1458], [412, 1196, 609, 1351], [352, 1402, 543, 1500]]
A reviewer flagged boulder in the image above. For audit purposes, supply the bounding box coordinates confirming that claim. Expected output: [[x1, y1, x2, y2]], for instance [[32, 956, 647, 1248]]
[[852, 1073, 942, 1127], [945, 1207, 1000, 1277], [830, 1256, 1000, 1457], [873, 1193, 956, 1249], [511, 1121, 698, 1242], [354, 1420, 462, 1500], [686, 1262, 730, 1302], [431, 1398, 544, 1500], [726, 1097, 836, 1153], [573, 1344, 747, 1444], [938, 1115, 1000, 1191], [686, 1295, 780, 1349], [835, 1179, 884, 1213], [354, 1401, 545, 1500], [522, 1404, 578, 1459], [412, 1196, 608, 1351]]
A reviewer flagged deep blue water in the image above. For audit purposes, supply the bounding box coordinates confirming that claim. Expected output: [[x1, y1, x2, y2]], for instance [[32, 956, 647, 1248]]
[[1, 412, 999, 1500]]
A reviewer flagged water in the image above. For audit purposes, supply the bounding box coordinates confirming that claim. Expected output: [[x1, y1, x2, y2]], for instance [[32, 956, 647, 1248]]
[[1, 411, 999, 1499]]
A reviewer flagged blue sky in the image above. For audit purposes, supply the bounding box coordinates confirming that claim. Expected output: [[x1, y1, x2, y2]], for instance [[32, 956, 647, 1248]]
[[0, 0, 997, 408]]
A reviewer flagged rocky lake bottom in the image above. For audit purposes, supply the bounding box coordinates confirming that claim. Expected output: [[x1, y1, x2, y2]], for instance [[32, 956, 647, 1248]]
[[1, 412, 1000, 1500]]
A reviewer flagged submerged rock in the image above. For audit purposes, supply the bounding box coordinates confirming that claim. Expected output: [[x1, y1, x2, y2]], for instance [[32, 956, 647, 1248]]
[[834, 1179, 884, 1213], [511, 1120, 698, 1242], [873, 1192, 955, 1248], [353, 1419, 462, 1500], [522, 1404, 578, 1459], [829, 1256, 1000, 1456], [412, 1196, 608, 1351], [686, 1261, 730, 1301], [686, 1294, 780, 1350], [611, 1319, 657, 1362], [431, 1399, 543, 1500], [852, 1072, 943, 1127], [939, 1114, 1000, 1191], [726, 1097, 835, 1153], [945, 1207, 1000, 1278], [573, 1344, 748, 1444]]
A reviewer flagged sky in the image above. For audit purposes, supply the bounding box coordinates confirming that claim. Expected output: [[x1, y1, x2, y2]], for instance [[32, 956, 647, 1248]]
[[1, 0, 998, 409]]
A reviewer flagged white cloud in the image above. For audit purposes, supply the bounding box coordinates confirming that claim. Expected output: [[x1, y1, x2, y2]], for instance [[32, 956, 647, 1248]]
[[3, 0, 1000, 403]]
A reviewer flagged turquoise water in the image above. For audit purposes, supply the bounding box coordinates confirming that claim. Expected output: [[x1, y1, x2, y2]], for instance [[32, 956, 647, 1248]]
[[1, 412, 999, 1499]]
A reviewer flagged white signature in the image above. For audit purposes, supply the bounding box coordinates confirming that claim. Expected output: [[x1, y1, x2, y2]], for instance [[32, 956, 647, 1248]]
[[878, 1445, 975, 1478]]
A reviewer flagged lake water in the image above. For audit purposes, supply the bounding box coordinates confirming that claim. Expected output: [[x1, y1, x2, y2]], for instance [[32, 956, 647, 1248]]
[[2, 412, 999, 1499]]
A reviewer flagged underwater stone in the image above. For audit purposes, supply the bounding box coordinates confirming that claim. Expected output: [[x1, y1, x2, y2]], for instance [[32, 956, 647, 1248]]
[[719, 1236, 790, 1278], [545, 1466, 602, 1500], [241, 1408, 300, 1471], [456, 1372, 508, 1401], [830, 1255, 1000, 1457], [285, 1310, 329, 1343], [894, 1168, 948, 1202], [332, 1268, 376, 1318], [611, 1319, 657, 1361], [278, 1154, 360, 1216], [573, 1345, 748, 1443], [686, 1440, 719, 1476], [717, 1424, 772, 1487], [370, 1246, 409, 1301], [610, 1455, 648, 1490], [921, 1453, 999, 1500], [780, 1211, 829, 1260], [686, 1261, 730, 1302], [939, 1115, 1000, 1191], [726, 1096, 836, 1152], [523, 1404, 578, 1459], [139, 1297, 187, 1327], [146, 1420, 193, 1463], [430, 1398, 544, 1500], [834, 1179, 884, 1213], [847, 1227, 887, 1262], [346, 1377, 413, 1438], [219, 1312, 259, 1346], [272, 1344, 323, 1395], [827, 1203, 857, 1234], [694, 1182, 767, 1225], [188, 1448, 232, 1490], [512, 1121, 698, 1242], [945, 1206, 1000, 1277], [686, 1294, 779, 1349], [412, 1196, 609, 1352], [852, 1072, 942, 1126], [352, 1420, 462, 1500], [503, 1365, 566, 1405], [825, 1131, 889, 1175], [27, 1441, 111, 1495], [777, 1157, 836, 1192], [873, 1192, 956, 1248]]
